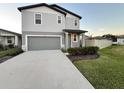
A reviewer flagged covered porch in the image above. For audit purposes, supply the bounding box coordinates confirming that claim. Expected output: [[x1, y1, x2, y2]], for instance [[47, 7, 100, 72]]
[[0, 36, 15, 46], [63, 29, 88, 49], [0, 34, 20, 47]]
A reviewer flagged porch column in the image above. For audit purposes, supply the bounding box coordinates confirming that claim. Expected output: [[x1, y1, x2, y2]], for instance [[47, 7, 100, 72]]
[[65, 32, 69, 49], [82, 33, 86, 47], [14, 35, 18, 46], [78, 34, 80, 47]]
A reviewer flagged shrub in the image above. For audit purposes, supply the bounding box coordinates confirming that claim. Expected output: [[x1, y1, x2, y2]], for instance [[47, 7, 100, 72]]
[[8, 44, 15, 48], [3, 44, 15, 50], [67, 48, 76, 55], [0, 48, 23, 58], [67, 47, 84, 55], [0, 44, 3, 51], [7, 48, 23, 56], [75, 47, 83, 55], [67, 46, 99, 55], [85, 46, 99, 55], [61, 48, 67, 53]]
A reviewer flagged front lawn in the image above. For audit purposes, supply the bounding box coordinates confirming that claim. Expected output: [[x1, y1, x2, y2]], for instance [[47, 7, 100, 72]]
[[74, 45, 124, 89]]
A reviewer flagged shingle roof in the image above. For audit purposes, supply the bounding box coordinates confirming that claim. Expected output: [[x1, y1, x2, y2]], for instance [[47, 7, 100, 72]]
[[0, 28, 21, 36], [63, 29, 88, 34], [18, 3, 66, 15], [17, 3, 82, 19]]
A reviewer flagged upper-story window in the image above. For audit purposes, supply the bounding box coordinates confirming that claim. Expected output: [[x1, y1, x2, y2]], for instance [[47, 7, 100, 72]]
[[57, 15, 62, 24], [35, 13, 42, 24], [75, 20, 78, 26]]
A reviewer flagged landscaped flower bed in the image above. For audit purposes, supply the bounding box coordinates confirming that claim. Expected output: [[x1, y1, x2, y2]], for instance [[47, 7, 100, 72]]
[[0, 48, 23, 63], [67, 47, 99, 62], [0, 48, 23, 58]]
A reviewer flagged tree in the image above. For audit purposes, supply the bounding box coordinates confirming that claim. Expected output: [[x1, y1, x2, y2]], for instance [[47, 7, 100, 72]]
[[102, 34, 117, 42]]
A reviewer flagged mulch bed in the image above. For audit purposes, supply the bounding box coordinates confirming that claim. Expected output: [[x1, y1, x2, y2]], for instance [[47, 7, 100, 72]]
[[67, 54, 99, 62], [0, 56, 13, 64]]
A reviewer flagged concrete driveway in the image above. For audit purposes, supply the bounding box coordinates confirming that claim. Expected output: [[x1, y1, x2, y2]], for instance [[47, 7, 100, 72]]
[[0, 50, 94, 89]]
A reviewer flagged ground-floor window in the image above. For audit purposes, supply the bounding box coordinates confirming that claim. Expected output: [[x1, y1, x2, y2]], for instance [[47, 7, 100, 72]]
[[7, 37, 12, 44]]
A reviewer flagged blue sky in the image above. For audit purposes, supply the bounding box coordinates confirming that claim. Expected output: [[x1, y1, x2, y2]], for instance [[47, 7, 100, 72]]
[[0, 3, 124, 36]]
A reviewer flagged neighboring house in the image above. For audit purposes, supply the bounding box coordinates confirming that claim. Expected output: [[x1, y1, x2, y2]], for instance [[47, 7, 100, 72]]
[[18, 3, 87, 51], [117, 37, 124, 45], [113, 37, 124, 45], [0, 29, 22, 47]]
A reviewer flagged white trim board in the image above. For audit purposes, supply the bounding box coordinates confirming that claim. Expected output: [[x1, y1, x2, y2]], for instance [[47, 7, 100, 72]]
[[25, 35, 63, 51]]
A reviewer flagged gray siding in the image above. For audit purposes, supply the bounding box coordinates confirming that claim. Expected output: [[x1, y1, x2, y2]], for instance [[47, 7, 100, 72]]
[[0, 30, 15, 36], [52, 6, 80, 29], [22, 11, 65, 32], [65, 17, 79, 29], [0, 37, 5, 45]]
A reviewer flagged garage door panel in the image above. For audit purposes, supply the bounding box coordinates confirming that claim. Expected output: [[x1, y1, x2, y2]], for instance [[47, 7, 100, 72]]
[[28, 36, 60, 51]]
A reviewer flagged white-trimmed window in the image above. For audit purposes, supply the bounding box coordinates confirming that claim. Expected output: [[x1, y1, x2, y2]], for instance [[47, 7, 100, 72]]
[[57, 15, 62, 24], [75, 20, 78, 26], [7, 37, 12, 44], [73, 34, 78, 42], [35, 13, 42, 24]]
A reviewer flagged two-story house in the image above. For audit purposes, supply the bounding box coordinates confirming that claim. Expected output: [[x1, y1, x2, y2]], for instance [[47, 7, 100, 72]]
[[18, 3, 87, 51]]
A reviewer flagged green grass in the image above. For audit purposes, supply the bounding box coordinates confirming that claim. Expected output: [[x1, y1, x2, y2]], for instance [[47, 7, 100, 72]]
[[0, 48, 23, 58], [73, 45, 124, 89]]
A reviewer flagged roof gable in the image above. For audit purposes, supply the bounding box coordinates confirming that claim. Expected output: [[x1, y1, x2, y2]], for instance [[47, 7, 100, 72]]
[[22, 6, 64, 15], [18, 3, 82, 19], [50, 4, 82, 19], [18, 3, 66, 15]]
